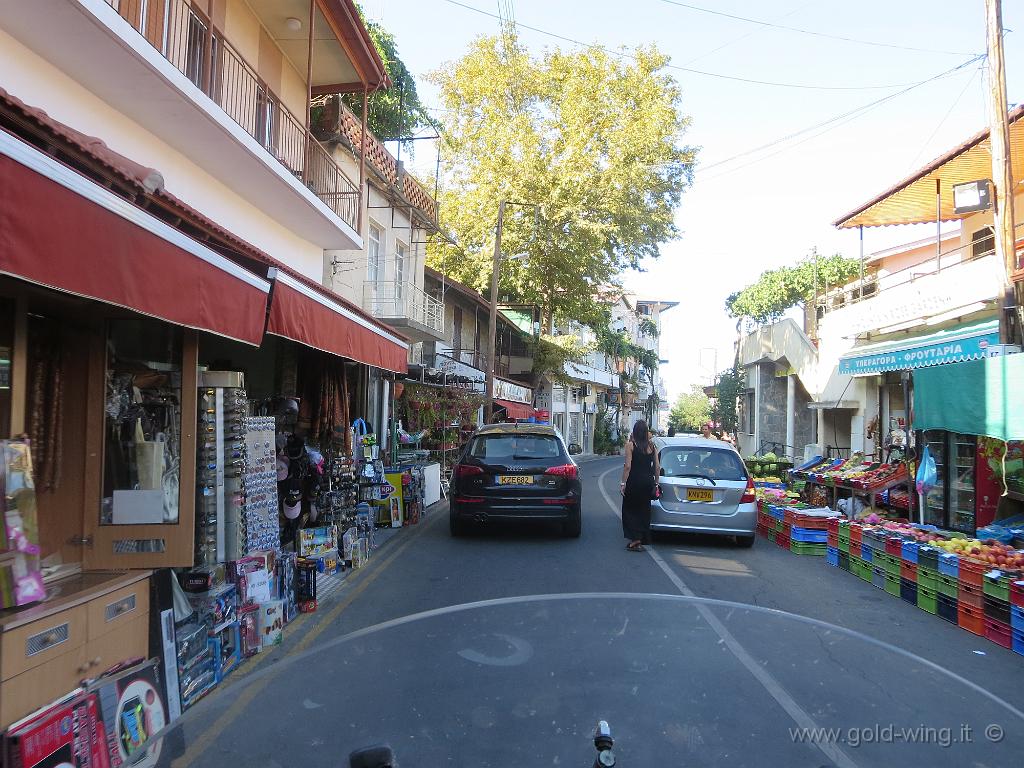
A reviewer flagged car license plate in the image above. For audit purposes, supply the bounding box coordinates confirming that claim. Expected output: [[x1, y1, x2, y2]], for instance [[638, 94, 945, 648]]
[[686, 488, 714, 502], [500, 475, 534, 485]]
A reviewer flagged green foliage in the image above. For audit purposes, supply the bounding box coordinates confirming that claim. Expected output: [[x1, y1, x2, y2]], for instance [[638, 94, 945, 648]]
[[530, 334, 590, 385], [710, 366, 744, 438], [725, 251, 862, 325], [639, 317, 659, 338], [593, 406, 621, 455], [342, 15, 428, 151], [669, 385, 712, 432], [426, 32, 696, 324]]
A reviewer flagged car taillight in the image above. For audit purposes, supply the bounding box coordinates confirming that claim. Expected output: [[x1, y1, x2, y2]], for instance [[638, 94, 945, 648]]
[[454, 464, 483, 480], [545, 464, 578, 480], [740, 476, 756, 504]]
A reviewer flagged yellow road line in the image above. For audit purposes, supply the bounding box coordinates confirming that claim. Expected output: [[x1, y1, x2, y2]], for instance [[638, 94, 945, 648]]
[[171, 510, 443, 767]]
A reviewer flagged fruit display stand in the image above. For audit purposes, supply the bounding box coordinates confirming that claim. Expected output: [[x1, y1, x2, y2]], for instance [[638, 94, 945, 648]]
[[825, 519, 1024, 658], [791, 454, 910, 517]]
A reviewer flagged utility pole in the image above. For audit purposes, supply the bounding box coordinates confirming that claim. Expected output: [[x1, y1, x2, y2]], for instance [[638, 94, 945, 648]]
[[484, 200, 506, 424], [985, 0, 1019, 343]]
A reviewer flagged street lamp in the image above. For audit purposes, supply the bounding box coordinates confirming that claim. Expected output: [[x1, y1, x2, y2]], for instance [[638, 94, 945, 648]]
[[484, 200, 538, 423]]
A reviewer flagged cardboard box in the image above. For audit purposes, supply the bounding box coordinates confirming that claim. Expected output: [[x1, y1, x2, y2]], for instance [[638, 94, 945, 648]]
[[238, 604, 260, 657], [258, 600, 284, 648], [86, 659, 169, 768], [341, 527, 358, 561], [297, 526, 337, 557], [3, 691, 107, 768]]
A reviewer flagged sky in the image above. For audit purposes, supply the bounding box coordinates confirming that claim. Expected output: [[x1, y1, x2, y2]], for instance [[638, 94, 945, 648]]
[[361, 0, 1023, 402]]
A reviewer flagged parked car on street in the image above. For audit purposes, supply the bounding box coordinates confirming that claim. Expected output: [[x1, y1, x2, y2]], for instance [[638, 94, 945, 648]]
[[651, 436, 756, 547], [450, 424, 582, 537]]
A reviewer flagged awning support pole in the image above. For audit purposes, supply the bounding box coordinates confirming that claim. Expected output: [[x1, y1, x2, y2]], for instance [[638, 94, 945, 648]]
[[935, 179, 942, 273], [859, 225, 864, 300]]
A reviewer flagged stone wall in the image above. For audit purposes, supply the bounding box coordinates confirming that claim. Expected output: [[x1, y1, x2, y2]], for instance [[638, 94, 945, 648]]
[[758, 365, 815, 457]]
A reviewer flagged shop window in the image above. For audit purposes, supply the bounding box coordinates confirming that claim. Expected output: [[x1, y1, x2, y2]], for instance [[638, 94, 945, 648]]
[[0, 298, 11, 438], [971, 227, 995, 259], [367, 223, 383, 284], [102, 319, 183, 525], [395, 241, 408, 299], [744, 391, 755, 435]]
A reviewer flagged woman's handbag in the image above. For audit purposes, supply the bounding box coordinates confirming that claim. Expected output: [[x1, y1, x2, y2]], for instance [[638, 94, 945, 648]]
[[650, 478, 661, 500]]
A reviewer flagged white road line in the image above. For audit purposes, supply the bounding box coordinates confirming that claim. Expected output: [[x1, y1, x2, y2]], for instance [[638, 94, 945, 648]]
[[597, 466, 860, 768]]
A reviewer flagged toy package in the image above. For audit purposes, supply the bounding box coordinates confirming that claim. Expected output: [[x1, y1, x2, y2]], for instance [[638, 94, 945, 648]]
[[258, 600, 284, 648], [297, 525, 337, 557], [86, 658, 169, 768], [3, 690, 107, 768], [238, 604, 261, 657], [0, 440, 45, 609], [341, 527, 358, 561]]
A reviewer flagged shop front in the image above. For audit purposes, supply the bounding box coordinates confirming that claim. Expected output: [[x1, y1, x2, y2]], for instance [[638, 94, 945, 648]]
[[0, 94, 427, 736]]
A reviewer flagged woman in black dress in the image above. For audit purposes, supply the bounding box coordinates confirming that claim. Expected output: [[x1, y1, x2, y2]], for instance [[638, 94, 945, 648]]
[[620, 420, 660, 552]]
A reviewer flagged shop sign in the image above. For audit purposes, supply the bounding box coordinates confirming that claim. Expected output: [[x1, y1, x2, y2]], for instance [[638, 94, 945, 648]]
[[434, 352, 485, 384], [494, 377, 532, 404], [838, 331, 1000, 375]]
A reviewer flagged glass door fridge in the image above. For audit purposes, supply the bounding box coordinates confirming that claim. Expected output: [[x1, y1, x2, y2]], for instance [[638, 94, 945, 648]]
[[921, 430, 977, 533]]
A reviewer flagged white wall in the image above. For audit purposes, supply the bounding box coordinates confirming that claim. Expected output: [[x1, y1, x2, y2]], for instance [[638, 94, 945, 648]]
[[0, 26, 326, 282]]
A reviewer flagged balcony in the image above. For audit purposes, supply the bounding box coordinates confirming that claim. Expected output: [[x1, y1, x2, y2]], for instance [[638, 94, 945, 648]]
[[2, 0, 367, 249], [364, 280, 446, 342]]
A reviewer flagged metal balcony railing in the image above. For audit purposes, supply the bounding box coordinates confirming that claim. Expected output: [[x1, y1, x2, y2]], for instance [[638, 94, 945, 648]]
[[364, 281, 445, 336], [106, 0, 359, 229]]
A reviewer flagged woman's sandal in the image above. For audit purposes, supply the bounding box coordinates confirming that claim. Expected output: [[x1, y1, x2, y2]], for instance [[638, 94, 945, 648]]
[[626, 541, 645, 552]]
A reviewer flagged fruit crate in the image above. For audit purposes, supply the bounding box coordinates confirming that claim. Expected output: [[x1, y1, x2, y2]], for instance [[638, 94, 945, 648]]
[[790, 541, 827, 556], [884, 553, 901, 578], [901, 540, 919, 564], [983, 595, 1011, 625], [775, 532, 790, 549], [863, 529, 887, 552], [938, 552, 960, 578], [958, 558, 987, 587], [850, 555, 866, 580], [791, 527, 828, 544], [849, 524, 863, 547], [1013, 580, 1024, 608], [885, 572, 901, 598], [826, 546, 839, 567], [886, 537, 904, 557], [756, 524, 771, 539], [917, 584, 938, 615], [1013, 627, 1024, 657], [785, 511, 833, 529], [984, 617, 1013, 649], [871, 566, 887, 590], [900, 577, 917, 604], [917, 546, 940, 571], [1013, 604, 1024, 632], [917, 566, 938, 593], [958, 602, 985, 635], [900, 561, 918, 583], [937, 593, 958, 624], [983, 571, 1018, 603], [838, 538, 850, 554], [838, 551, 850, 572], [827, 532, 838, 549], [827, 517, 842, 535], [936, 573, 959, 599], [861, 545, 874, 564], [959, 582, 984, 609]]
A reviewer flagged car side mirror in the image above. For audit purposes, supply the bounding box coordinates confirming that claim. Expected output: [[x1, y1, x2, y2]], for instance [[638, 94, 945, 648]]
[[568, 443, 583, 455]]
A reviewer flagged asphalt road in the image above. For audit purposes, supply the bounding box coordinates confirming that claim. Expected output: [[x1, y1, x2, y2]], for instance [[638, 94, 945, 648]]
[[157, 458, 1024, 768]]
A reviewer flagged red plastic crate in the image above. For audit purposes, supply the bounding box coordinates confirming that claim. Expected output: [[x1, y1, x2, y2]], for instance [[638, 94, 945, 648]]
[[827, 518, 841, 535], [849, 525, 863, 546], [785, 511, 831, 529], [959, 559, 986, 588], [900, 561, 918, 583], [959, 603, 985, 636], [782, 522, 792, 537], [959, 582, 984, 609], [827, 532, 838, 548], [885, 537, 903, 556], [985, 617, 1013, 649], [775, 532, 789, 548], [1012, 579, 1024, 608]]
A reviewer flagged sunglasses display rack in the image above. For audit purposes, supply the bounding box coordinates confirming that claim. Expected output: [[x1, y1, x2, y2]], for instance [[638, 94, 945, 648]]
[[243, 416, 280, 553], [196, 384, 247, 566]]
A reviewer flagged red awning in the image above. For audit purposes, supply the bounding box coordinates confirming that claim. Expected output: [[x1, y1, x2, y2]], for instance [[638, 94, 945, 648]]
[[267, 270, 408, 373], [0, 131, 270, 344], [494, 399, 534, 420]]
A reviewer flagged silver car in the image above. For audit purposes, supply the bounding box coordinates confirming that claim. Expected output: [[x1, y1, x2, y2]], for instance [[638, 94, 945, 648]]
[[651, 436, 757, 547]]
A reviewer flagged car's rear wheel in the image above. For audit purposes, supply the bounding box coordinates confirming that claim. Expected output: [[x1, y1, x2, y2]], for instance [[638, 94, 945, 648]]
[[450, 509, 466, 537], [563, 504, 582, 538], [736, 534, 755, 548]]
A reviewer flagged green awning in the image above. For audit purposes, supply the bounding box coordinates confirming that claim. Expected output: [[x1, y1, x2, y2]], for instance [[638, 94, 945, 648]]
[[838, 319, 1000, 376], [913, 352, 1024, 441]]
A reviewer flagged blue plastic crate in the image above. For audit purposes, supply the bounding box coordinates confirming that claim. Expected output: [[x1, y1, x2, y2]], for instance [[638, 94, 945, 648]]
[[826, 546, 839, 567], [938, 552, 960, 578], [766, 504, 785, 521], [791, 527, 828, 543], [862, 546, 874, 564], [901, 541, 919, 564], [755, 482, 787, 490], [1014, 628, 1024, 657], [1012, 604, 1024, 632]]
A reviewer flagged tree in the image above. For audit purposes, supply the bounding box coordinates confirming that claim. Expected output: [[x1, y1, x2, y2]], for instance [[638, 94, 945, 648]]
[[341, 15, 428, 151], [725, 251, 862, 325], [426, 33, 696, 331], [669, 385, 712, 432], [710, 366, 744, 440]]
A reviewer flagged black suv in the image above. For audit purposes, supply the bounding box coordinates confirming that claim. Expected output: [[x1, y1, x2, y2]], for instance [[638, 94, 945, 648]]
[[449, 423, 582, 537]]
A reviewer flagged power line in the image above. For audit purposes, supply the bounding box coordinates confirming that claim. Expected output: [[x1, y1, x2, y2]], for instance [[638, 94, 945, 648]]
[[696, 54, 985, 176], [680, 0, 822, 66], [655, 0, 976, 56], [904, 64, 983, 172], [436, 0, 953, 91]]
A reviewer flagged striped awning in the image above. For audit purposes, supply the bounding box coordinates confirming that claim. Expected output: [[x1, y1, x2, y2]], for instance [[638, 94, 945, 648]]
[[838, 319, 1000, 376], [835, 105, 1024, 229]]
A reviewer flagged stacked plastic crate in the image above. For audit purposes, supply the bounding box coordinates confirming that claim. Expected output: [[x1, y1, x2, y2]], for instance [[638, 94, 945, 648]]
[[982, 569, 1015, 649], [1012, 581, 1024, 655], [783, 508, 834, 555]]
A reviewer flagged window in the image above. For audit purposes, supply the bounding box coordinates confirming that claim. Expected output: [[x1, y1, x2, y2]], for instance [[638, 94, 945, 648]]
[[660, 447, 747, 481], [972, 227, 995, 259], [468, 434, 563, 460], [744, 391, 755, 435], [367, 224, 383, 283], [395, 241, 408, 299]]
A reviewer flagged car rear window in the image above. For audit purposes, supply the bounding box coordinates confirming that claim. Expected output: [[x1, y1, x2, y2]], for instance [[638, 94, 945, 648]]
[[468, 434, 563, 461], [660, 447, 747, 481]]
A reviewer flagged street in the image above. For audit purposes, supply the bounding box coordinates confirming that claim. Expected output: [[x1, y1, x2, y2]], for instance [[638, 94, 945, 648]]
[[161, 458, 1024, 768]]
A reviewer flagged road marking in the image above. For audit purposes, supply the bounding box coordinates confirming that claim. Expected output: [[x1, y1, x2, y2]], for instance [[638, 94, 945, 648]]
[[597, 466, 860, 768], [172, 508, 444, 767]]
